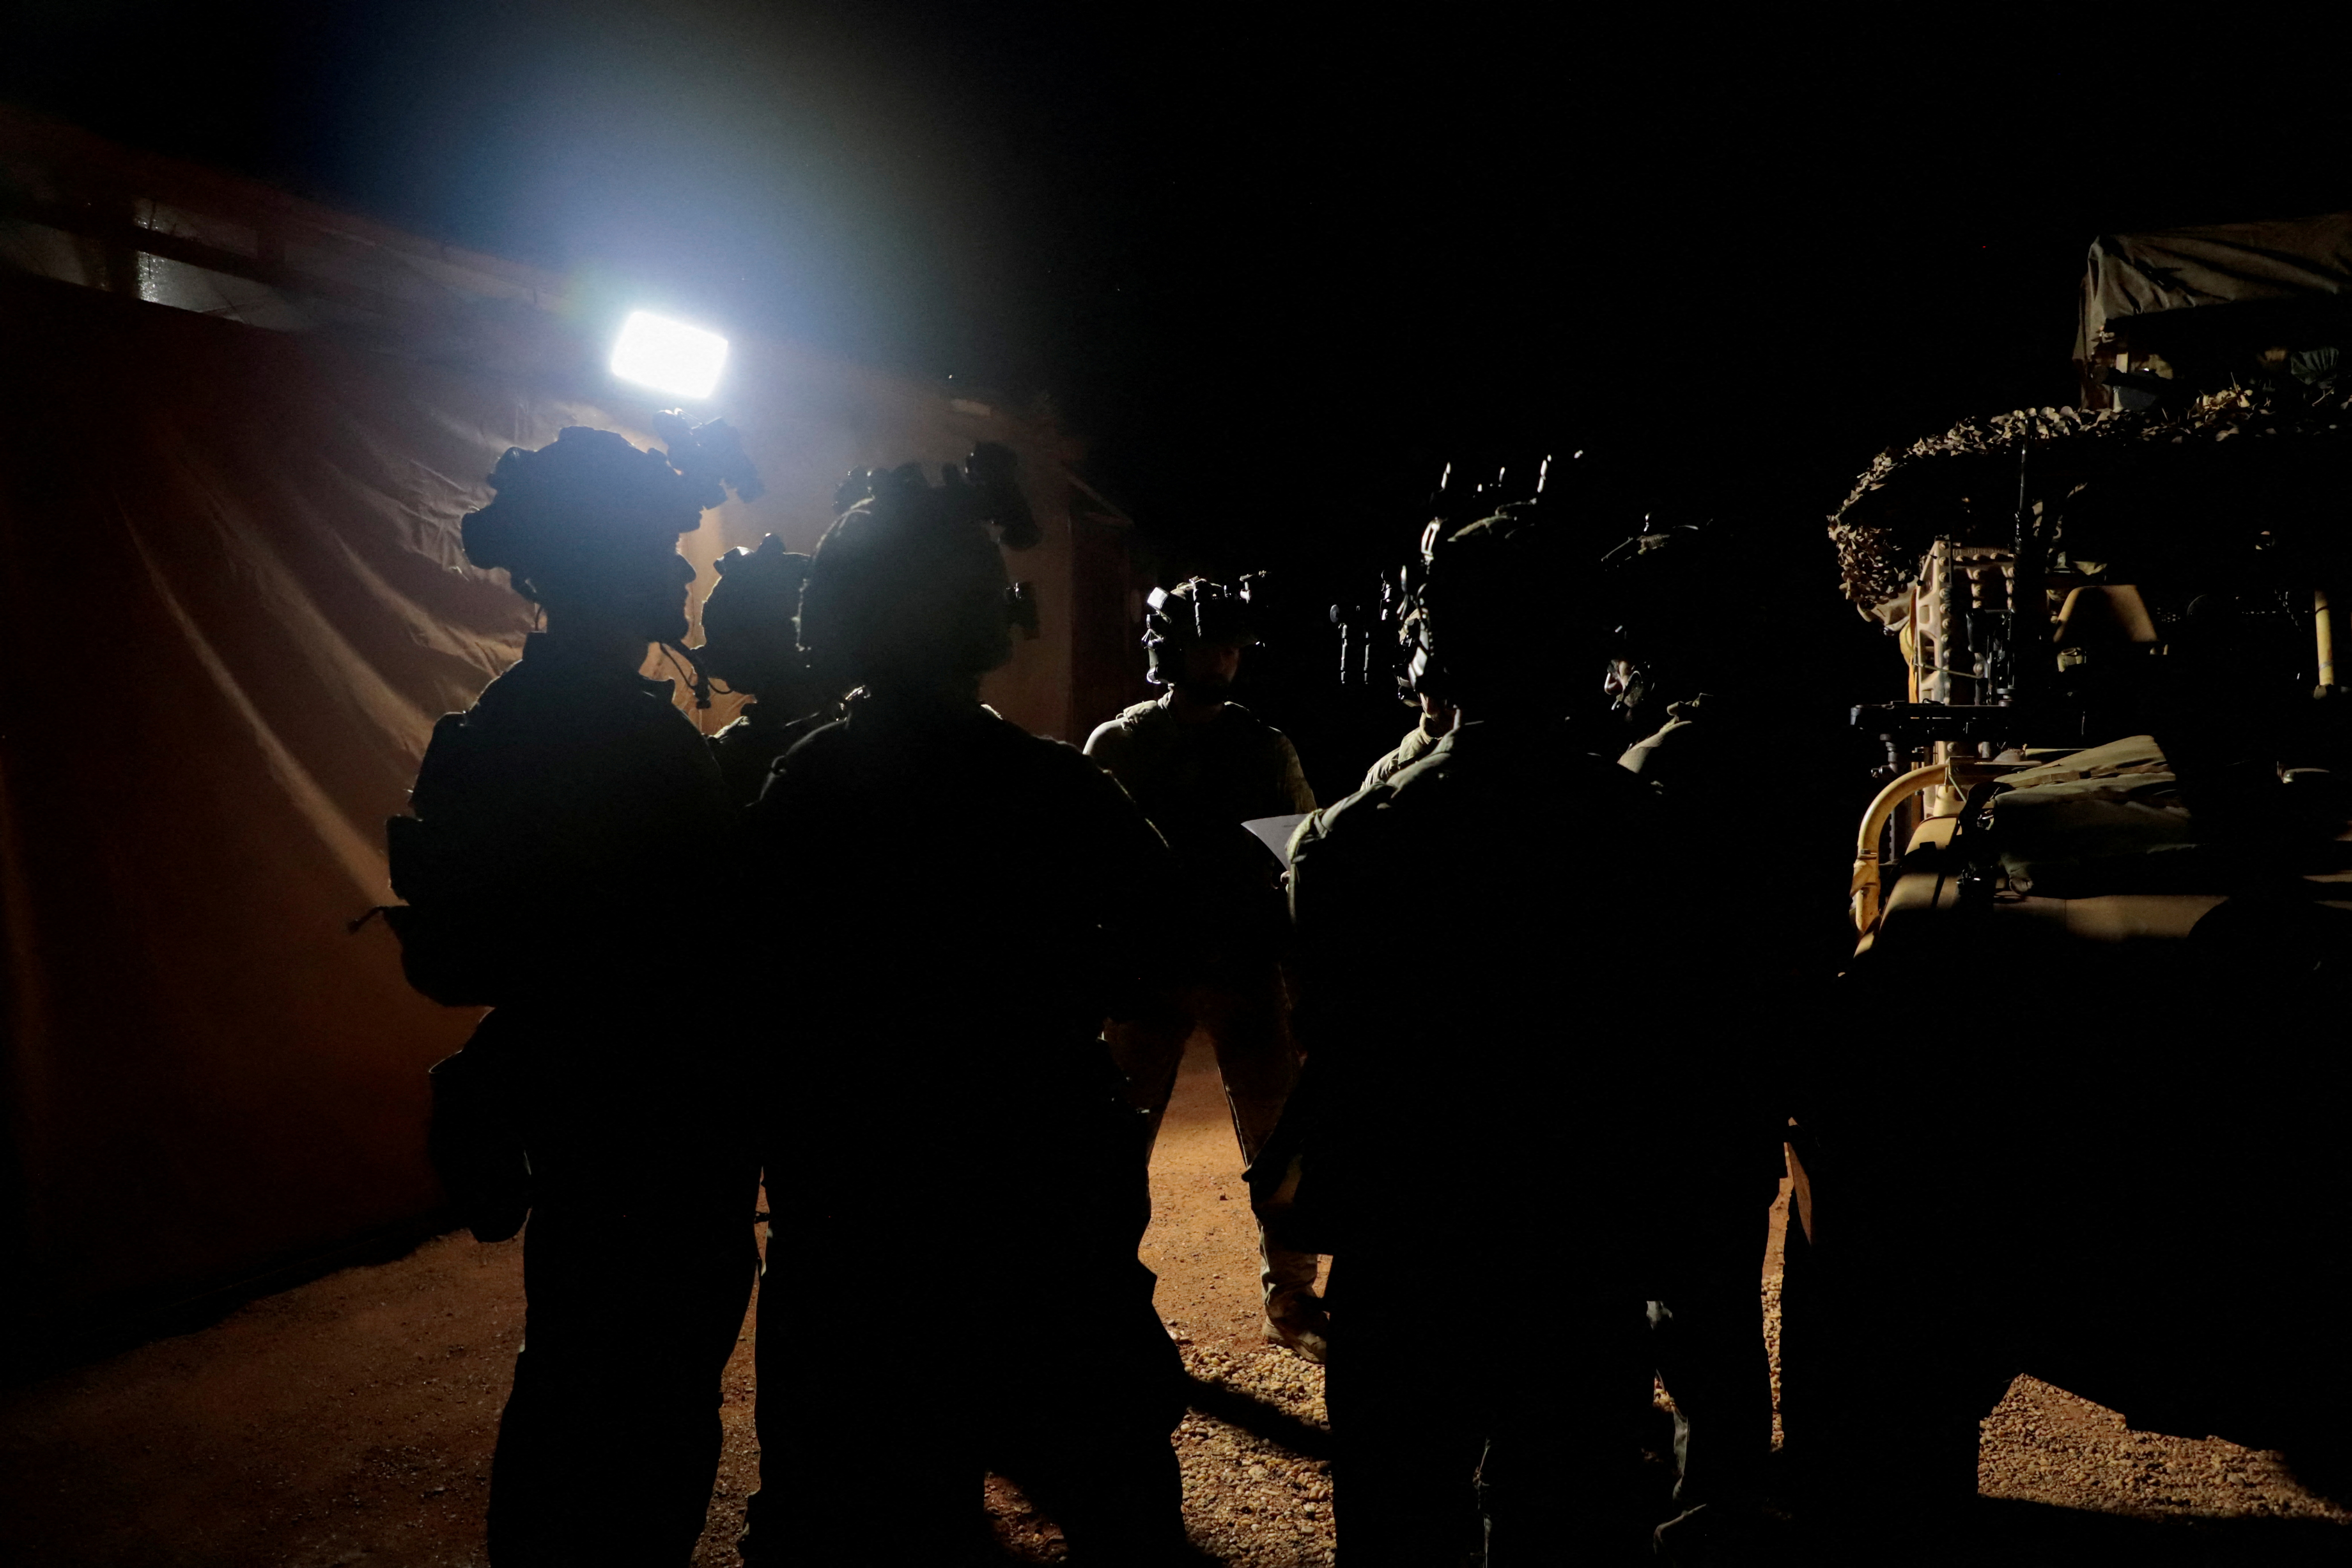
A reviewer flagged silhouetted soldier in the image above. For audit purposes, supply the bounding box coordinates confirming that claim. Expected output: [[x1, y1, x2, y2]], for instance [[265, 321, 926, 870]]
[[1597, 522, 1880, 1560], [737, 456, 1189, 1566], [1257, 503, 1769, 1563], [1608, 575, 1769, 804], [387, 422, 760, 1567], [1082, 577, 1328, 1361], [1585, 526, 1795, 1557], [696, 532, 833, 805]]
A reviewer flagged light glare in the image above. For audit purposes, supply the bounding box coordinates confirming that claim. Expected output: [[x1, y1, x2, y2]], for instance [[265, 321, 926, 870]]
[[610, 311, 729, 400]]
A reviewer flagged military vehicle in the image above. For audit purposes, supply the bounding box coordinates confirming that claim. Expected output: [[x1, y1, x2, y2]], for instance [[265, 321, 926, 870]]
[[1786, 213, 2352, 1511]]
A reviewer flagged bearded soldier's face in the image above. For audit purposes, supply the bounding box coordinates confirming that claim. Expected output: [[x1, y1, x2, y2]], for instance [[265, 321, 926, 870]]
[[1178, 641, 1242, 697]]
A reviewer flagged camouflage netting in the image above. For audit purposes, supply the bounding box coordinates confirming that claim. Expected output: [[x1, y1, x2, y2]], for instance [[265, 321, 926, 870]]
[[1828, 384, 2352, 610]]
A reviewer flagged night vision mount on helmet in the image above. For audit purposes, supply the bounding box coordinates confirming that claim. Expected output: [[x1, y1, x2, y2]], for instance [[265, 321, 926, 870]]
[[830, 441, 1041, 553], [1383, 499, 1606, 709], [1332, 452, 1585, 699], [796, 443, 1044, 688], [1142, 575, 1266, 688], [827, 442, 1042, 640]]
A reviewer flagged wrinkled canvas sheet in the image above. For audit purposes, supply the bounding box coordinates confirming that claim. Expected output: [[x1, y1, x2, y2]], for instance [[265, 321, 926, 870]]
[[0, 270, 1067, 1327], [2076, 212, 2352, 356]]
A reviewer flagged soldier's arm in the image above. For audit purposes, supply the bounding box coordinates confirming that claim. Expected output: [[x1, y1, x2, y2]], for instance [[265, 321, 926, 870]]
[[1283, 799, 1396, 1062], [1081, 718, 1138, 792], [1080, 763, 1178, 908], [1057, 745, 1183, 1017], [1273, 733, 1318, 813]]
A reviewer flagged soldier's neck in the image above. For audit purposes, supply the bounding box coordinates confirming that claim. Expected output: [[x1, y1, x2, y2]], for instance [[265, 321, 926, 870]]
[[859, 672, 984, 717], [1167, 686, 1228, 726], [536, 612, 654, 675]]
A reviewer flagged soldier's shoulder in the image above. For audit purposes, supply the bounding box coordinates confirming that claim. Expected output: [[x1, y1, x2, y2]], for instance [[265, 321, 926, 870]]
[[470, 656, 688, 738], [781, 712, 851, 757], [1384, 725, 1438, 773], [965, 718, 1140, 824], [419, 707, 474, 749], [422, 651, 551, 747], [1102, 698, 1167, 734], [1216, 700, 1286, 736], [455, 657, 533, 722], [761, 715, 851, 783], [1539, 742, 1673, 829], [408, 710, 480, 808], [1084, 698, 1167, 758], [1575, 743, 1667, 803], [1292, 764, 1419, 865], [1332, 727, 1598, 819], [991, 716, 1111, 782]]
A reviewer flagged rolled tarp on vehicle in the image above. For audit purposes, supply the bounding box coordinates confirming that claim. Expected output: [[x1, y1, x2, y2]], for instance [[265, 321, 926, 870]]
[[2074, 212, 2352, 365]]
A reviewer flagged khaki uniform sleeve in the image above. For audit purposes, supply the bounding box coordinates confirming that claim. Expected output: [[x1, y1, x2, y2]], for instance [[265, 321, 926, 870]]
[[1082, 718, 1135, 787], [1273, 733, 1318, 813], [1360, 724, 1431, 792]]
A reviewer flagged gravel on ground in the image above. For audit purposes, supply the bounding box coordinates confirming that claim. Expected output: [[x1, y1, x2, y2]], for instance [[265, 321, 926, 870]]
[[2, 1035, 2346, 1566]]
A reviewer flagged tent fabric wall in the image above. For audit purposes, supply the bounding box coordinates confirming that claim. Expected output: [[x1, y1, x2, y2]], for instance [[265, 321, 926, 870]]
[[0, 268, 1088, 1335]]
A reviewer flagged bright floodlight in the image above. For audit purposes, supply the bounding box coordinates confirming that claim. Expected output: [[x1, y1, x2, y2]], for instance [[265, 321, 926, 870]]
[[610, 311, 729, 400]]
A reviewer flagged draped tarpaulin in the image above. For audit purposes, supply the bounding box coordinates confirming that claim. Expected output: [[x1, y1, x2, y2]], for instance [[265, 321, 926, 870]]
[[2073, 211, 2352, 363], [0, 265, 1102, 1341]]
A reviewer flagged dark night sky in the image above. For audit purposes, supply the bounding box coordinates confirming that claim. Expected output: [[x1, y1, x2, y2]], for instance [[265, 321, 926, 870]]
[[9, 7, 2352, 585]]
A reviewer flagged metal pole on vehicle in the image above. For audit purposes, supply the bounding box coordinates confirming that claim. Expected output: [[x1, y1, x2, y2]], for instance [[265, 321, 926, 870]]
[[1932, 538, 1953, 706], [2315, 588, 2338, 697], [2010, 436, 2037, 718], [1907, 586, 1921, 704]]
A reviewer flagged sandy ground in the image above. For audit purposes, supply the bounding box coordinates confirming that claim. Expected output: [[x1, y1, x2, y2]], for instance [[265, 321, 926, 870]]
[[3, 1037, 2348, 1565]]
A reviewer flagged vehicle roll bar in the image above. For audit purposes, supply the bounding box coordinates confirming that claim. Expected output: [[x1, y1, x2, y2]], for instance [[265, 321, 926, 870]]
[[1850, 762, 1951, 934]]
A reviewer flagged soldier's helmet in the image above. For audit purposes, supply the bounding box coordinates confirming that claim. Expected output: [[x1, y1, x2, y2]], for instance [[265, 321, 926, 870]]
[[1413, 502, 1582, 708], [698, 534, 814, 696], [459, 417, 760, 606], [1142, 576, 1262, 687], [798, 447, 1036, 689], [1592, 516, 1746, 707], [459, 427, 701, 606]]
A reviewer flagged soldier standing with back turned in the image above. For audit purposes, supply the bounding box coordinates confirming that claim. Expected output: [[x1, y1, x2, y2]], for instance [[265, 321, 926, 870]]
[[1084, 577, 1327, 1360], [388, 422, 760, 1566], [1259, 502, 1747, 1563], [737, 454, 1189, 1565]]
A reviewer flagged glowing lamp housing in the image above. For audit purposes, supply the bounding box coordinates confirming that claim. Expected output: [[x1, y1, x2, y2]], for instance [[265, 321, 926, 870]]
[[609, 311, 729, 400]]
